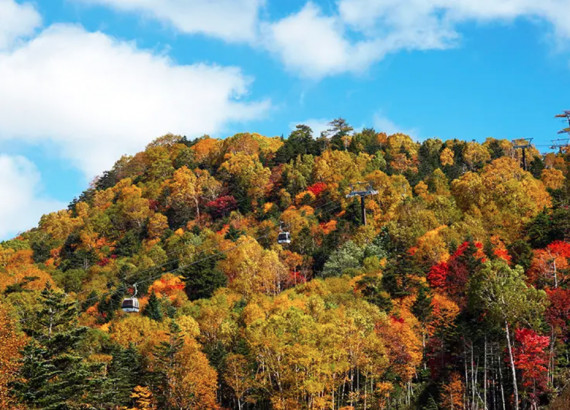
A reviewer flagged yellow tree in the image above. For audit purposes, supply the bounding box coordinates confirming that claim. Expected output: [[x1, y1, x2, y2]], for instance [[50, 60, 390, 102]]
[[147, 213, 169, 240], [38, 209, 82, 241], [463, 141, 491, 170], [115, 181, 152, 229], [451, 157, 551, 241], [220, 152, 271, 202], [220, 236, 288, 297], [130, 385, 156, 409], [412, 226, 450, 266], [440, 147, 455, 167], [441, 372, 465, 409], [313, 149, 364, 186], [365, 171, 411, 222], [384, 134, 419, 174], [110, 315, 168, 357], [166, 166, 203, 221], [0, 250, 55, 292], [0, 301, 28, 408], [168, 338, 218, 409], [190, 136, 221, 165], [541, 168, 565, 190], [223, 353, 254, 410]]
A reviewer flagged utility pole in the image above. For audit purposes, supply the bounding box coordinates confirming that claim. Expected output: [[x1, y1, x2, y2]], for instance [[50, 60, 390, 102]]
[[346, 183, 378, 226], [512, 138, 533, 171]]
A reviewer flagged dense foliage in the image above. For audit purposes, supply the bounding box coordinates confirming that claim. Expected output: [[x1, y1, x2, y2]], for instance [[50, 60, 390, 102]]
[[1, 124, 569, 409]]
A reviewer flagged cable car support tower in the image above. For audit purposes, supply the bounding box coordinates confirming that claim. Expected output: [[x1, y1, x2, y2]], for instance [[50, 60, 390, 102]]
[[552, 110, 570, 153], [512, 138, 533, 171], [346, 183, 378, 226]]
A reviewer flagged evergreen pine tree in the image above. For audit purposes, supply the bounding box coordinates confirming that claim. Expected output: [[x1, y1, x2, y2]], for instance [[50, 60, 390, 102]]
[[11, 283, 104, 409], [382, 252, 423, 297], [107, 343, 145, 406], [412, 285, 433, 323], [152, 320, 185, 407], [143, 291, 163, 322], [182, 251, 227, 301]]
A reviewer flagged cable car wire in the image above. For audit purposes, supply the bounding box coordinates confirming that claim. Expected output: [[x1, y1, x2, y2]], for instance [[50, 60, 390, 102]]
[[14, 194, 348, 324]]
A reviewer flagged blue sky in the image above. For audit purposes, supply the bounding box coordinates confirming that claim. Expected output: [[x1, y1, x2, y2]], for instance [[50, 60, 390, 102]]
[[1, 0, 570, 239]]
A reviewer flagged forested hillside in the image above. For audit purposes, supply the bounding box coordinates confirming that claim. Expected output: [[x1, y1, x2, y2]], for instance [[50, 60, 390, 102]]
[[1, 122, 569, 409]]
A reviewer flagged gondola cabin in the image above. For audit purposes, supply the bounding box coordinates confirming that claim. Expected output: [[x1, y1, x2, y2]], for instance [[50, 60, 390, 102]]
[[122, 283, 140, 313], [277, 231, 291, 244], [121, 297, 139, 313]]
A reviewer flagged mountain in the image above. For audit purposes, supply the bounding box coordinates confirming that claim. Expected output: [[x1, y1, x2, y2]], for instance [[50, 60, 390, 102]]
[[1, 124, 569, 409]]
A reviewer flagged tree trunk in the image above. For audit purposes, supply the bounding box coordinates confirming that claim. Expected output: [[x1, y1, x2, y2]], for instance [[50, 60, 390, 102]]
[[505, 321, 519, 410], [484, 336, 487, 410], [498, 349, 506, 410]]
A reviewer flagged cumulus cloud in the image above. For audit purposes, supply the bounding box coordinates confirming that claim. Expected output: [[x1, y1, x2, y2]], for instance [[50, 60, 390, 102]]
[[74, 0, 264, 42], [265, 0, 570, 78], [0, 0, 41, 49], [67, 0, 570, 78], [0, 24, 270, 178], [0, 155, 65, 240], [261, 3, 382, 78]]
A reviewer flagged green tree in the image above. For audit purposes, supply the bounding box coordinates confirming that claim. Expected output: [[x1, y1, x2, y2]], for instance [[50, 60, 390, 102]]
[[142, 291, 163, 322], [152, 320, 184, 408], [321, 241, 364, 277], [469, 260, 547, 410], [11, 284, 104, 409], [382, 252, 422, 298], [324, 118, 353, 151], [182, 251, 227, 301], [274, 125, 323, 164], [412, 285, 433, 324], [107, 344, 145, 406]]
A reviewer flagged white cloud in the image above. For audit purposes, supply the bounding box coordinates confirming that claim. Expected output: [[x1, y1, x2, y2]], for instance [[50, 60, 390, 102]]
[[373, 112, 419, 138], [0, 24, 270, 178], [66, 0, 570, 79], [0, 0, 41, 49], [262, 3, 377, 78], [289, 118, 331, 137], [338, 0, 570, 40], [262, 0, 570, 78], [74, 0, 264, 42], [0, 155, 65, 240]]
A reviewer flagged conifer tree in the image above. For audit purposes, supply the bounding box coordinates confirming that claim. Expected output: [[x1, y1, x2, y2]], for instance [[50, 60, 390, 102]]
[[152, 320, 184, 407], [383, 252, 422, 297], [182, 251, 227, 301], [143, 291, 163, 322], [412, 285, 433, 324], [108, 343, 145, 406], [11, 283, 104, 409]]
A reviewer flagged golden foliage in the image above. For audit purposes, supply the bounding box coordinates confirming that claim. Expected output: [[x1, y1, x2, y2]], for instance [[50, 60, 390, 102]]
[[110, 316, 168, 356], [0, 302, 28, 408], [441, 372, 465, 409], [541, 168, 565, 190], [130, 385, 156, 409], [440, 147, 455, 166], [451, 157, 551, 241], [221, 236, 287, 297]]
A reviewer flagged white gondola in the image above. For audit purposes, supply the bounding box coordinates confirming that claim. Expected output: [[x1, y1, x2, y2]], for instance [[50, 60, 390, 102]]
[[277, 222, 291, 244], [121, 284, 140, 313], [277, 231, 291, 244]]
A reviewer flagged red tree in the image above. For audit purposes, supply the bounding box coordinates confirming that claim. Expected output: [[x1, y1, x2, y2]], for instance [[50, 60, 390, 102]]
[[514, 328, 550, 405], [307, 182, 327, 196], [206, 195, 238, 219]]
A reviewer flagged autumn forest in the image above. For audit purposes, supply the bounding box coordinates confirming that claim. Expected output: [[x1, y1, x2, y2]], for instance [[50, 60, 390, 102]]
[[1, 121, 569, 409]]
